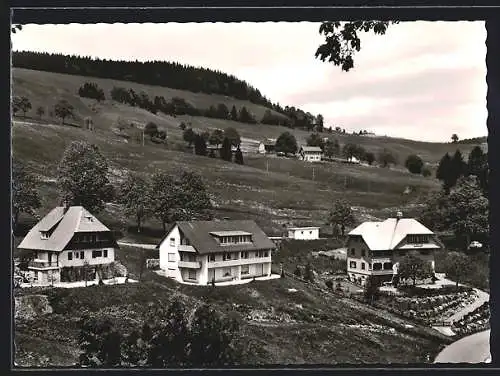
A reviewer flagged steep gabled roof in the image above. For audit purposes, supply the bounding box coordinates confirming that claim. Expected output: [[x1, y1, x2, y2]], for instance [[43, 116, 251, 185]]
[[161, 220, 276, 254], [300, 145, 322, 153], [348, 218, 435, 251], [18, 206, 112, 252]]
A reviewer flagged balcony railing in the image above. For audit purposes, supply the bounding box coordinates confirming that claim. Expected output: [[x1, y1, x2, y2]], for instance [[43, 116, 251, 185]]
[[28, 260, 60, 269], [178, 244, 196, 253], [209, 256, 271, 268], [178, 260, 201, 269]]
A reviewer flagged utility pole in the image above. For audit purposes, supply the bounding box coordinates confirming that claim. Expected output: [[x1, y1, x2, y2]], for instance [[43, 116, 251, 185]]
[[344, 176, 347, 188], [312, 167, 315, 181], [142, 130, 145, 146], [266, 160, 269, 174]]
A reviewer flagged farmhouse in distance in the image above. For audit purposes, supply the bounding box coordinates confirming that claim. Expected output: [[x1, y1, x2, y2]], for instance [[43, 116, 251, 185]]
[[157, 220, 277, 285]]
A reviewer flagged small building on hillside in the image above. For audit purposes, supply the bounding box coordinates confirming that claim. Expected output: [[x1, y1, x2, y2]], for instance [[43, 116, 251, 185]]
[[298, 145, 322, 162], [157, 220, 276, 285], [258, 139, 276, 154], [17, 205, 118, 285], [346, 212, 441, 286], [287, 226, 320, 240]]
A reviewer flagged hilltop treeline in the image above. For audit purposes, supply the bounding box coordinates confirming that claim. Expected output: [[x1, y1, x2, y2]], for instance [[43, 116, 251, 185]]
[[13, 51, 326, 132], [13, 51, 275, 107]]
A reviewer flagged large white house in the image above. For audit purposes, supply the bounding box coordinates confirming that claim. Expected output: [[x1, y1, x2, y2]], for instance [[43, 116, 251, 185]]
[[346, 212, 441, 286], [287, 226, 320, 240], [158, 220, 276, 285], [298, 146, 322, 162], [17, 205, 118, 285]]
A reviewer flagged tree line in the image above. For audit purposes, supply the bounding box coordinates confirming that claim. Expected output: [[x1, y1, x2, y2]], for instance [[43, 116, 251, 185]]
[[78, 298, 259, 367], [12, 95, 75, 125], [14, 51, 330, 132], [182, 126, 244, 165]]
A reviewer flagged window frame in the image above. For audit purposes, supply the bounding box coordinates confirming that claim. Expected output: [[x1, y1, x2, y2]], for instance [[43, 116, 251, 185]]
[[168, 253, 176, 262]]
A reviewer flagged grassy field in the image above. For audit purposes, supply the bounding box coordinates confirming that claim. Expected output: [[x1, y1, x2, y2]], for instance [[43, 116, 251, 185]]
[[14, 245, 451, 366]]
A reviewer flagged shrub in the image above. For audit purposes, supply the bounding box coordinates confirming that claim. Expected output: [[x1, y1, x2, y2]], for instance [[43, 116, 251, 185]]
[[78, 82, 105, 102]]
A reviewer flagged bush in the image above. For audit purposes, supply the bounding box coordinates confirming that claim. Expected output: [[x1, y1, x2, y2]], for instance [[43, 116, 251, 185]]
[[78, 82, 105, 102], [325, 280, 333, 290]]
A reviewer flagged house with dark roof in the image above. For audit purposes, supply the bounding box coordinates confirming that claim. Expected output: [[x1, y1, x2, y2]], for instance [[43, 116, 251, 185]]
[[346, 212, 441, 286], [258, 139, 277, 154], [17, 206, 118, 285], [157, 220, 276, 285], [298, 145, 322, 162]]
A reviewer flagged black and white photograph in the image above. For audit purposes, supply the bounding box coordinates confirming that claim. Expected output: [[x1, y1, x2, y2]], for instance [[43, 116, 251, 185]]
[[11, 17, 491, 367]]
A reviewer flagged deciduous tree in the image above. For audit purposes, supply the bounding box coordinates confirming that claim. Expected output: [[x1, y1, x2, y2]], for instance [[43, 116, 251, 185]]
[[405, 154, 424, 174], [119, 173, 151, 233], [57, 141, 113, 213], [223, 127, 241, 146], [328, 199, 355, 236], [183, 128, 196, 147], [54, 99, 75, 124], [378, 149, 397, 168], [209, 129, 225, 146], [398, 252, 433, 286], [12, 96, 32, 117], [36, 106, 45, 119], [12, 160, 41, 230], [275, 131, 298, 156]]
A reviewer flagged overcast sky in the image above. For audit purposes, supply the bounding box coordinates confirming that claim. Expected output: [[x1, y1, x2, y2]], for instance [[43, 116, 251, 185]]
[[11, 22, 487, 142]]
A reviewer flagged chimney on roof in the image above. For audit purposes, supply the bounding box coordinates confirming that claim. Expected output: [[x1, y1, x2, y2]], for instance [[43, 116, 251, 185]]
[[62, 199, 70, 214], [396, 211, 403, 220]]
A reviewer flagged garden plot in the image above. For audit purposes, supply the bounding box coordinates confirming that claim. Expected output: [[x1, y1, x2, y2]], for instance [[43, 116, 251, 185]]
[[451, 302, 490, 337]]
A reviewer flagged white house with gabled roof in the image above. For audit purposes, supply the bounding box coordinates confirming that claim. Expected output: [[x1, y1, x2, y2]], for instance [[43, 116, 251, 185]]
[[346, 212, 441, 286], [157, 220, 276, 285], [17, 205, 118, 285], [298, 145, 322, 162]]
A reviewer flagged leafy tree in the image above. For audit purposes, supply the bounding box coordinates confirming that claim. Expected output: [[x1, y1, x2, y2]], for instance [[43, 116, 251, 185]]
[[405, 154, 424, 174], [328, 199, 355, 236], [216, 103, 230, 119], [12, 96, 32, 117], [323, 138, 340, 158], [234, 147, 244, 165], [223, 127, 241, 146], [363, 276, 381, 305], [436, 153, 453, 193], [446, 176, 489, 249], [342, 143, 365, 161], [315, 21, 399, 71], [293, 265, 302, 278], [194, 134, 208, 156], [208, 129, 225, 146], [304, 262, 315, 282], [442, 251, 472, 289], [150, 172, 178, 231], [315, 114, 324, 132], [57, 141, 113, 213], [451, 133, 459, 143], [188, 304, 243, 366], [220, 137, 233, 162], [467, 146, 488, 195], [179, 122, 187, 131], [378, 149, 397, 168], [79, 316, 122, 367], [144, 122, 158, 138], [178, 171, 213, 221], [230, 105, 238, 121], [12, 160, 41, 230], [275, 131, 298, 156], [325, 279, 334, 290], [36, 106, 45, 119], [183, 128, 196, 147], [441, 150, 468, 192], [54, 99, 75, 124], [398, 252, 433, 286], [119, 173, 151, 233], [145, 299, 190, 367], [306, 133, 325, 150], [364, 151, 375, 165], [78, 82, 105, 101]]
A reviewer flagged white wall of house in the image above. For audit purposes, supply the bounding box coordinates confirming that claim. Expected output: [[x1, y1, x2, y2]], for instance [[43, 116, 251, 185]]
[[258, 143, 266, 154], [301, 153, 322, 162], [288, 228, 320, 240], [159, 225, 182, 281], [60, 248, 115, 267]]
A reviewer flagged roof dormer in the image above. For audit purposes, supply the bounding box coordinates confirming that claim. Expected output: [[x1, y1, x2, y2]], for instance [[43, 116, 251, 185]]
[[40, 231, 49, 240]]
